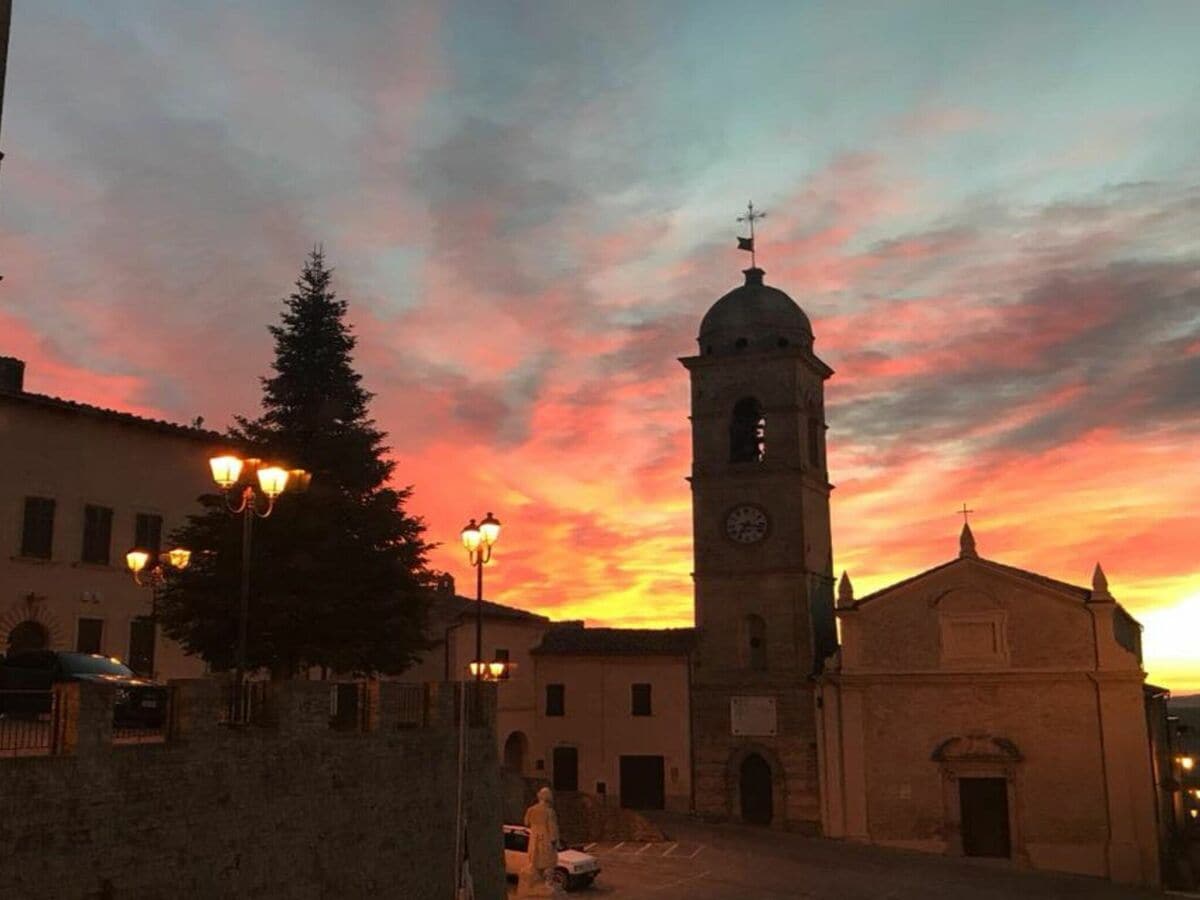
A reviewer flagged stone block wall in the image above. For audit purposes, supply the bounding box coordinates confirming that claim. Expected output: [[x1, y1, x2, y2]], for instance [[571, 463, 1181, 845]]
[[0, 679, 503, 900]]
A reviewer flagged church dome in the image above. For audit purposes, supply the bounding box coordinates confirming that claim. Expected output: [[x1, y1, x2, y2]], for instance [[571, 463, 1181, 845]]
[[698, 268, 813, 356]]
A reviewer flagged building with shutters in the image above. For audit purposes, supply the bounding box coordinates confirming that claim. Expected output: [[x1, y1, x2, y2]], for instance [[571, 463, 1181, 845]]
[[0, 356, 221, 678]]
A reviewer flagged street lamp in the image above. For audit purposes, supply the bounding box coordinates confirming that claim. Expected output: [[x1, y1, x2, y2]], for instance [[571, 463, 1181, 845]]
[[461, 512, 505, 685], [125, 547, 192, 588], [209, 454, 311, 720]]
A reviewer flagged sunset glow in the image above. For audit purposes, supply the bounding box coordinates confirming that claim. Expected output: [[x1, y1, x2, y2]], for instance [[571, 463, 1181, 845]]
[[2, 3, 1197, 691]]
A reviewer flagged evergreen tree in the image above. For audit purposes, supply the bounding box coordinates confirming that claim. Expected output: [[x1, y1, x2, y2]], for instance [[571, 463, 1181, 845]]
[[158, 248, 432, 676]]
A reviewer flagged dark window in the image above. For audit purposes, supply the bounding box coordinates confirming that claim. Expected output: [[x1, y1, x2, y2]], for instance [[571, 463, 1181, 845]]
[[807, 418, 822, 467], [134, 513, 163, 554], [20, 497, 55, 559], [494, 647, 511, 679], [76, 618, 104, 654], [745, 615, 767, 670], [631, 683, 652, 716], [546, 683, 565, 717], [730, 397, 765, 463], [81, 505, 113, 565]]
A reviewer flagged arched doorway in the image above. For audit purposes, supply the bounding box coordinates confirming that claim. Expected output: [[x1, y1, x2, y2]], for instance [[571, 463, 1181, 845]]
[[739, 753, 773, 825], [6, 620, 48, 654], [503, 731, 529, 773]]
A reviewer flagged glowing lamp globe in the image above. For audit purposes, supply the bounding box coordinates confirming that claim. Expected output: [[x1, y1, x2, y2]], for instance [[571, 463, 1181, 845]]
[[479, 512, 501, 547], [467, 661, 486, 678], [125, 549, 150, 575], [257, 466, 290, 499], [209, 455, 243, 489], [167, 547, 192, 570], [461, 519, 481, 553], [488, 660, 507, 679]]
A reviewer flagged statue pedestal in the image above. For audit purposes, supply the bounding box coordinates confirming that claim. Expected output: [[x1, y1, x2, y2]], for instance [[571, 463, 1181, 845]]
[[515, 867, 564, 897]]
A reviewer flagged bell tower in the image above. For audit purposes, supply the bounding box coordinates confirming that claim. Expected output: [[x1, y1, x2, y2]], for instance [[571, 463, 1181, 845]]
[[680, 264, 836, 828]]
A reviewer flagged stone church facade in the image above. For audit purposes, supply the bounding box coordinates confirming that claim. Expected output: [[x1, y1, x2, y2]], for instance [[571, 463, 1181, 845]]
[[818, 525, 1161, 885], [675, 265, 1162, 886]]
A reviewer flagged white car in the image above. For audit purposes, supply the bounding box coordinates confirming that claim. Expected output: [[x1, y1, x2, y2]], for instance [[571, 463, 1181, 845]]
[[502, 824, 601, 891]]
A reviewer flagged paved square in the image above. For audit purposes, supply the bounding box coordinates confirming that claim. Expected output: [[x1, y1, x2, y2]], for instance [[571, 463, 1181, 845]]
[[509, 814, 1168, 899]]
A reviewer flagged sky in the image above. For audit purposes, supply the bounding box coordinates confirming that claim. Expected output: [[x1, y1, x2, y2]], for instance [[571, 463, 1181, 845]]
[[2, 1, 1199, 691]]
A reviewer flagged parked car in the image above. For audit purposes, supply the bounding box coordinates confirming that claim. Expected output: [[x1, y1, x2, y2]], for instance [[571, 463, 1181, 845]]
[[502, 824, 601, 891], [0, 651, 168, 727]]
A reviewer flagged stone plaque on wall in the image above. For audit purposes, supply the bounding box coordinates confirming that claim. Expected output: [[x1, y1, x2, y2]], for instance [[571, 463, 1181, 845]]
[[730, 696, 777, 736]]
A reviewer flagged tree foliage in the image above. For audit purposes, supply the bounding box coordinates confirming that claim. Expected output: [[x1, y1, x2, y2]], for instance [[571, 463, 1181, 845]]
[[158, 248, 432, 676]]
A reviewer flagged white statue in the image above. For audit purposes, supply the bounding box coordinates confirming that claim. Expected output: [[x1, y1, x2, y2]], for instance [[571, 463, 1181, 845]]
[[517, 787, 563, 896]]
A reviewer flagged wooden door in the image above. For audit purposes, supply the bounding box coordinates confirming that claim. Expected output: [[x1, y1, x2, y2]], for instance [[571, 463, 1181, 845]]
[[959, 777, 1011, 858], [619, 755, 665, 809]]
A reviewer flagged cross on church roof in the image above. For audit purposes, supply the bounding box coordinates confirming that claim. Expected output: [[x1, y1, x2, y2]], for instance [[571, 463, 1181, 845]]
[[736, 201, 767, 268], [958, 502, 974, 525]]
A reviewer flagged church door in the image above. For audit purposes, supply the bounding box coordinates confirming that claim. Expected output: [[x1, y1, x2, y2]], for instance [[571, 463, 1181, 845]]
[[959, 777, 1011, 857], [739, 754, 773, 825]]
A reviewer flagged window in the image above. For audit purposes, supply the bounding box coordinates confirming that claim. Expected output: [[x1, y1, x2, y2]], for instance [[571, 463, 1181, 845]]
[[20, 497, 55, 559], [807, 418, 822, 467], [631, 683, 652, 716], [730, 397, 765, 463], [134, 513, 163, 554], [81, 505, 113, 565], [546, 683, 565, 717], [745, 615, 767, 670], [76, 618, 104, 654]]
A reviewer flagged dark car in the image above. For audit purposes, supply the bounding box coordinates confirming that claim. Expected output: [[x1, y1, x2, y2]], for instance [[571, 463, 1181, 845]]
[[0, 651, 168, 727]]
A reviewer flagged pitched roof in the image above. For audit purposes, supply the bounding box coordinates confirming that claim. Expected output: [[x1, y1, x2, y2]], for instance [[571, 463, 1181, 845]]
[[532, 626, 695, 657], [0, 387, 224, 443], [428, 592, 551, 632], [853, 555, 1091, 608]]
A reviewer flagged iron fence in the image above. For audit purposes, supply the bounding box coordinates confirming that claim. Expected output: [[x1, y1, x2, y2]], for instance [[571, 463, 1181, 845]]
[[330, 682, 369, 732], [221, 680, 271, 726], [111, 688, 171, 746], [0, 689, 61, 757], [394, 682, 427, 729], [453, 681, 490, 728]]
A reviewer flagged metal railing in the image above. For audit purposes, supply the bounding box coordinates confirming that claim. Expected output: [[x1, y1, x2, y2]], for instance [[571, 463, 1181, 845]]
[[221, 680, 271, 726], [394, 683, 427, 729], [0, 690, 62, 757], [111, 689, 171, 746], [453, 681, 491, 728], [330, 682, 369, 732]]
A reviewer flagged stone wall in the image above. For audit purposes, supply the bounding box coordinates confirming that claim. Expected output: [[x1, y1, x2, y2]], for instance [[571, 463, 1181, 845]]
[[0, 679, 504, 900]]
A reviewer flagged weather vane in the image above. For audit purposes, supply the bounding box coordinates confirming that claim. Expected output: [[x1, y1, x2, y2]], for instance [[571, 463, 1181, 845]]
[[958, 502, 975, 525], [736, 201, 767, 268]]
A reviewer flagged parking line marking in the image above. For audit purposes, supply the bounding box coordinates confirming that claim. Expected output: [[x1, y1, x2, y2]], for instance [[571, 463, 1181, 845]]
[[583, 842, 596, 851], [636, 842, 654, 854], [682, 844, 705, 858], [661, 842, 679, 856], [612, 841, 625, 851]]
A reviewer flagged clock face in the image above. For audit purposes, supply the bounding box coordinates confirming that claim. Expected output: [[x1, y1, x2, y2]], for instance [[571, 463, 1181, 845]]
[[725, 504, 769, 544]]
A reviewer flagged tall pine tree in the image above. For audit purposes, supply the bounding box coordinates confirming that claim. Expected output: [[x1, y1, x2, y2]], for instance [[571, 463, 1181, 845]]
[[159, 248, 431, 676]]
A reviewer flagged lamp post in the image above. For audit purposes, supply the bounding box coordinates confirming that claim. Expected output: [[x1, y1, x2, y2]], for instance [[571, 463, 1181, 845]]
[[460, 512, 504, 691], [208, 454, 310, 719], [124, 546, 191, 676]]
